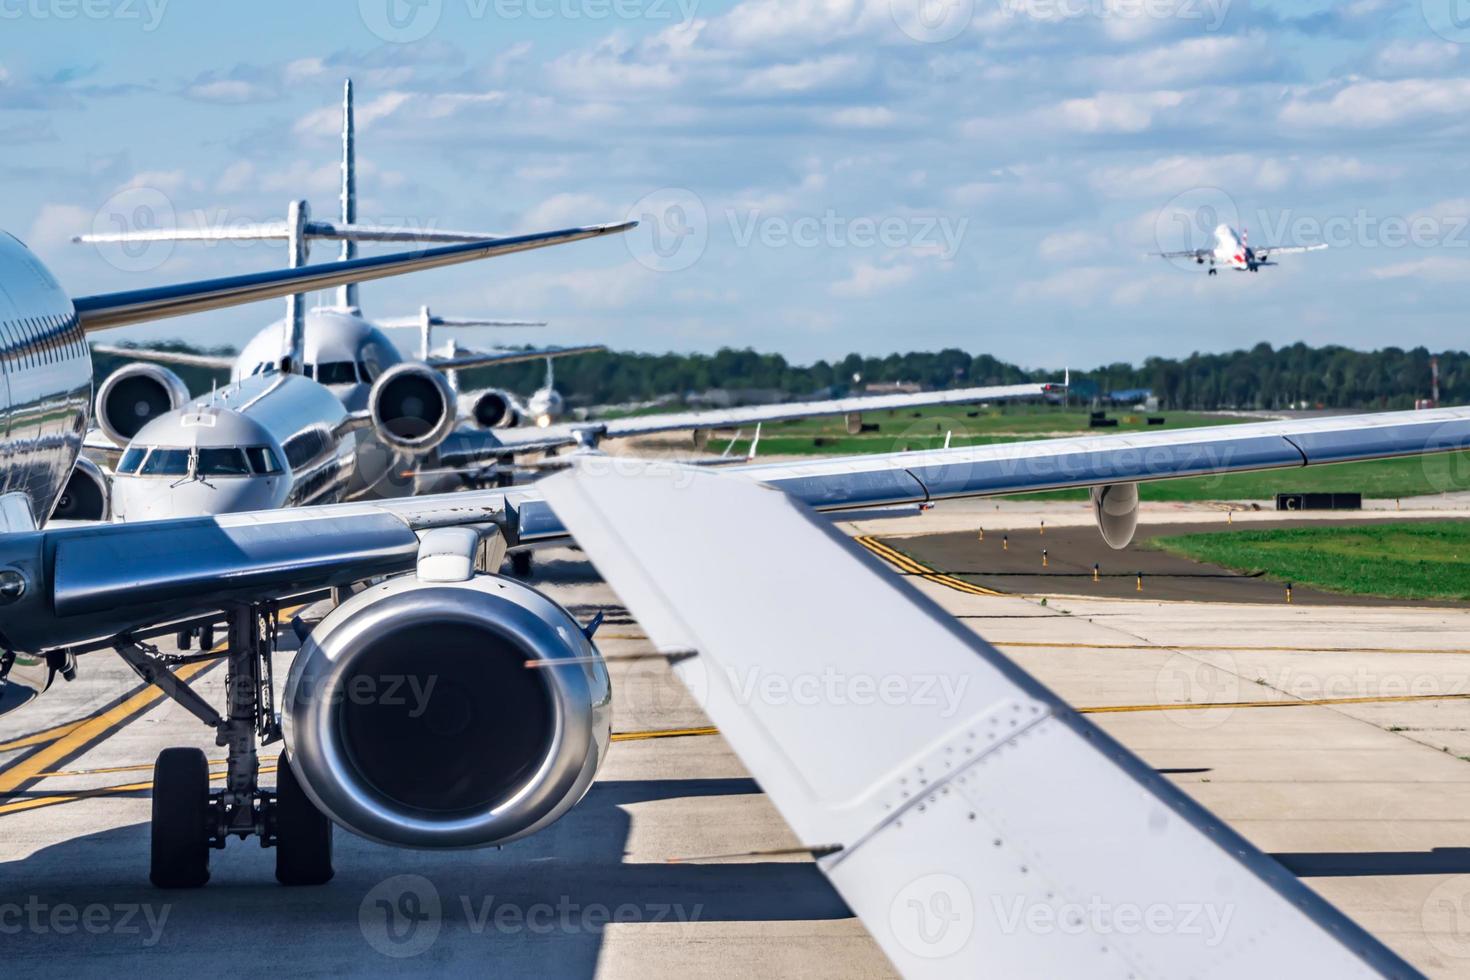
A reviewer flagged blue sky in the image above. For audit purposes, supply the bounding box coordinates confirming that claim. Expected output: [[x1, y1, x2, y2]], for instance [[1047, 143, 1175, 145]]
[[2, 0, 1468, 369]]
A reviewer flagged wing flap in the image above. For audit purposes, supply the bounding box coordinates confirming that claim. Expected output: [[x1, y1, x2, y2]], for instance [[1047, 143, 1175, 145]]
[[538, 462, 1407, 978]]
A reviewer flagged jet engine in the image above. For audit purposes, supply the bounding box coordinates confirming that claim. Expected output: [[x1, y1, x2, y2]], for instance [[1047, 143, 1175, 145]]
[[52, 456, 110, 522], [95, 363, 190, 446], [466, 389, 518, 429], [368, 363, 457, 455], [1090, 482, 1139, 550], [282, 574, 611, 848]]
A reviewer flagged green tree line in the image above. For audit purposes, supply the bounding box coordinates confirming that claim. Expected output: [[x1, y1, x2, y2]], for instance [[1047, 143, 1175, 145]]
[[91, 341, 1459, 411]]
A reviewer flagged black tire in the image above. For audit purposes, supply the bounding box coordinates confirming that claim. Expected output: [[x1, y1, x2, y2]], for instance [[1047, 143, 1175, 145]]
[[511, 551, 533, 578], [274, 751, 333, 886], [150, 747, 211, 888], [177, 629, 192, 651], [199, 626, 215, 651]]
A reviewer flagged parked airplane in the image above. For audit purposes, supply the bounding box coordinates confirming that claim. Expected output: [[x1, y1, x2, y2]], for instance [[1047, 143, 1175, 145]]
[[1153, 223, 1327, 274], [80, 79, 603, 497]]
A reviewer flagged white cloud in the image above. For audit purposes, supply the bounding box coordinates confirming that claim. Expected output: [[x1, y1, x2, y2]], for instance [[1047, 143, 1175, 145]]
[[830, 105, 895, 128], [1280, 78, 1470, 129], [1037, 229, 1095, 261], [1055, 90, 1185, 134], [1370, 257, 1470, 282], [829, 261, 916, 297]]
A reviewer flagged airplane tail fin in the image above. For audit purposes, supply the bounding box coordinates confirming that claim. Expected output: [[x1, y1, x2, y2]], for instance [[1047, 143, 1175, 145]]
[[339, 77, 358, 308], [376, 307, 547, 359]]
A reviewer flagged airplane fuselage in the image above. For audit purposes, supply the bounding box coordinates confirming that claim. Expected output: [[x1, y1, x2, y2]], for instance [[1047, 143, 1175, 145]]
[[0, 234, 94, 527]]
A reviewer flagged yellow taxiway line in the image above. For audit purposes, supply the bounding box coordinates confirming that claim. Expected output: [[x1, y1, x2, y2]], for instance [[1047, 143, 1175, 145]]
[[855, 535, 1007, 597]]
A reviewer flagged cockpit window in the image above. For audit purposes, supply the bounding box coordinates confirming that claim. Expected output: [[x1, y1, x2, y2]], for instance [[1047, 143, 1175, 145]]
[[138, 448, 190, 476], [246, 446, 283, 475], [356, 360, 378, 382], [117, 446, 146, 475], [198, 448, 251, 476], [315, 361, 359, 385]]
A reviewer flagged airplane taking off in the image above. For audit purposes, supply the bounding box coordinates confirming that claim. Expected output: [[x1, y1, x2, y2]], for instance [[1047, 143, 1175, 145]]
[[1153, 223, 1327, 274]]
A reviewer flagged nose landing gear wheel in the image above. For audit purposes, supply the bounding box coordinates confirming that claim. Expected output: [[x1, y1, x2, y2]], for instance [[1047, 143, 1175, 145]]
[[150, 747, 211, 888], [273, 751, 334, 886]]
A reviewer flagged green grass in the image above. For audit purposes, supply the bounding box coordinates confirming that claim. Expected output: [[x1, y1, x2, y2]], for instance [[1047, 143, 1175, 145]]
[[1151, 521, 1470, 600]]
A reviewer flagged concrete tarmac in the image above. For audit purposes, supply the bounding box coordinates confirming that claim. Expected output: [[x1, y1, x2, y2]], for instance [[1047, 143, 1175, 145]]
[[4, 526, 1470, 976]]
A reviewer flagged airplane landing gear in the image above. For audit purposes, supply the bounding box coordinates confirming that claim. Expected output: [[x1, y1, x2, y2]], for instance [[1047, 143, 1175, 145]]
[[1208, 268, 1218, 276], [115, 602, 333, 888]]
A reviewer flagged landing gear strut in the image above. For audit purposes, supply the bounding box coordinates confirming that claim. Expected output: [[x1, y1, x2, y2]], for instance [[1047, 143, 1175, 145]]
[[115, 602, 333, 888]]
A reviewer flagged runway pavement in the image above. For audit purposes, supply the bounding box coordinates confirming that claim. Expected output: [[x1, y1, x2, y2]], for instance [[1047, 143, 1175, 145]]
[[4, 527, 1470, 976]]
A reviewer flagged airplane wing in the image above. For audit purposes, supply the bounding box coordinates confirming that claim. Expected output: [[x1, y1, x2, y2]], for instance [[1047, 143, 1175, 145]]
[[1149, 249, 1210, 260], [8, 404, 1470, 655], [89, 344, 235, 370], [424, 343, 606, 372], [70, 221, 635, 332], [534, 461, 1409, 977], [438, 381, 1060, 466], [1257, 243, 1328, 258]]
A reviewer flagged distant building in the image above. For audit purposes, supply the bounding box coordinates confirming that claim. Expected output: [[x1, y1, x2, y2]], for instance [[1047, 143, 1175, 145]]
[[863, 381, 923, 395]]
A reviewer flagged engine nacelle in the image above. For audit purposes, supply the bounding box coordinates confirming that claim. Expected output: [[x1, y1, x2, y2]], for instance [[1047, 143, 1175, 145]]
[[282, 574, 611, 849], [368, 363, 457, 455], [465, 389, 518, 429], [1091, 482, 1139, 550], [51, 455, 110, 522], [95, 363, 189, 446]]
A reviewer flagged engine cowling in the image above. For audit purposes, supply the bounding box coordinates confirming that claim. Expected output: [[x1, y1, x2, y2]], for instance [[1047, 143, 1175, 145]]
[[368, 363, 457, 455], [95, 363, 189, 446], [52, 456, 110, 522], [466, 389, 517, 429], [1091, 482, 1139, 550], [282, 574, 611, 849]]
